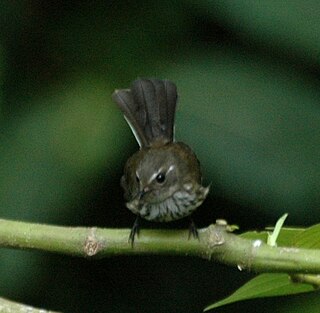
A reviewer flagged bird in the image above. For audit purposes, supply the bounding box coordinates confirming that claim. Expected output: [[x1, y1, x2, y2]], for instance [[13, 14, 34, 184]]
[[112, 78, 209, 245]]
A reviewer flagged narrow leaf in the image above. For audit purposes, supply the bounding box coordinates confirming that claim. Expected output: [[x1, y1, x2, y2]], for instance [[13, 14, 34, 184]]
[[204, 273, 314, 311], [267, 213, 288, 247]]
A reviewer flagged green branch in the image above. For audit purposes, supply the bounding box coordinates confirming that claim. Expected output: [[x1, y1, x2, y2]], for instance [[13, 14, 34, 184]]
[[1, 218, 320, 274], [0, 297, 61, 313]]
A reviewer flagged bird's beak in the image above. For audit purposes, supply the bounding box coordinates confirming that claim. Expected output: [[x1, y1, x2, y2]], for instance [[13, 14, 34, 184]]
[[138, 186, 150, 200]]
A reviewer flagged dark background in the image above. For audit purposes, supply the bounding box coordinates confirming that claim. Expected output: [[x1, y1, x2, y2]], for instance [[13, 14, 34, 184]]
[[0, 1, 320, 312]]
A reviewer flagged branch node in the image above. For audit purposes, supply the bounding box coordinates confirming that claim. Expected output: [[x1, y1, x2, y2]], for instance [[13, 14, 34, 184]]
[[207, 223, 227, 248], [215, 219, 227, 227], [290, 274, 320, 289], [84, 227, 102, 257]]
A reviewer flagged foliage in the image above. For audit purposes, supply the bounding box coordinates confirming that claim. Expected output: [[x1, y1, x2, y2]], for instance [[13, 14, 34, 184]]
[[206, 221, 320, 310]]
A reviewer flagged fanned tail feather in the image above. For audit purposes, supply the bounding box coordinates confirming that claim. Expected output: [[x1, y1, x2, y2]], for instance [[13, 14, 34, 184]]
[[112, 78, 177, 147]]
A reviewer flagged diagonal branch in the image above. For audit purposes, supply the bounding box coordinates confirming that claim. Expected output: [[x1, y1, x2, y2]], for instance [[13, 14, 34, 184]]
[[0, 296, 61, 313], [1, 219, 320, 274]]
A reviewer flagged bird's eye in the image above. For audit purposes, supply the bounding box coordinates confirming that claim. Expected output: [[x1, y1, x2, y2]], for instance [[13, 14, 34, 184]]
[[156, 173, 166, 184]]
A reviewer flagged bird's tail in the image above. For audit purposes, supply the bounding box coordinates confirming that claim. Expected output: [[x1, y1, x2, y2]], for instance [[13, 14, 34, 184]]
[[112, 78, 177, 147]]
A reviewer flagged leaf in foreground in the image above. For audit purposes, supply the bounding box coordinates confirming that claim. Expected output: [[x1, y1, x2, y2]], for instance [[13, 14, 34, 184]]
[[292, 224, 320, 249], [205, 222, 320, 311], [204, 273, 314, 311]]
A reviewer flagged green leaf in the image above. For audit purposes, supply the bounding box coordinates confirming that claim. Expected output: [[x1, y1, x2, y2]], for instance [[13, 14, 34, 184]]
[[292, 224, 320, 249], [240, 230, 268, 242], [267, 213, 288, 247], [204, 273, 314, 311], [206, 223, 319, 311], [240, 227, 305, 247]]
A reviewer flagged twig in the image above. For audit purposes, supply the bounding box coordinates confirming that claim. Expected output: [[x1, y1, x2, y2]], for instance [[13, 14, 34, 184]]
[[0, 297, 61, 313]]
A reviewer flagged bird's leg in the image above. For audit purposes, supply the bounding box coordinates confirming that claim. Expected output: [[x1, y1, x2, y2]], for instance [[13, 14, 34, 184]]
[[188, 217, 199, 240], [129, 216, 141, 247]]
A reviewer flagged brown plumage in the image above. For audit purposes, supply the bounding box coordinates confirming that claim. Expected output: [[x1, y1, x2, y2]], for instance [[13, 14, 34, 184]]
[[112, 78, 209, 244], [112, 79, 177, 146]]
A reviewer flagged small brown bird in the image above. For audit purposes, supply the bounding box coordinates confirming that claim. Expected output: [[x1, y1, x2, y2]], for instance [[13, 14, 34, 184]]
[[112, 79, 209, 244]]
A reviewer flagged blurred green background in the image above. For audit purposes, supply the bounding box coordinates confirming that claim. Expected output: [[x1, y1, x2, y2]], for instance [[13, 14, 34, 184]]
[[1, 1, 320, 312]]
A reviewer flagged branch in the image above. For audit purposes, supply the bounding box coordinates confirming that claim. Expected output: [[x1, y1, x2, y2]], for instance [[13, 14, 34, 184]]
[[1, 218, 320, 274], [0, 297, 61, 313]]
